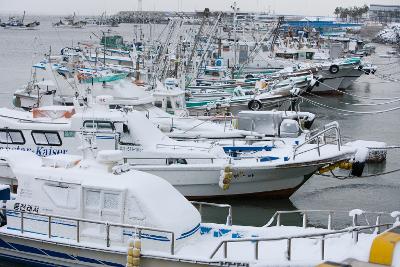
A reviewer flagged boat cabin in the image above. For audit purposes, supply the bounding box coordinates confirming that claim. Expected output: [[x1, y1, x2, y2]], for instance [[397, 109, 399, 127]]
[[0, 150, 201, 252], [275, 50, 315, 60]]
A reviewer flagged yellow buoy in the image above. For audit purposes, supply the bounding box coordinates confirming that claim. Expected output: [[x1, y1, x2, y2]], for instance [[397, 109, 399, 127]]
[[134, 239, 141, 249], [127, 236, 141, 267]]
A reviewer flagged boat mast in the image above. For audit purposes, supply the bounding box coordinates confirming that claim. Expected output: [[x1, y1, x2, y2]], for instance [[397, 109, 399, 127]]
[[22, 11, 26, 24], [193, 12, 222, 80], [185, 8, 209, 76], [103, 31, 106, 65], [231, 2, 238, 71]]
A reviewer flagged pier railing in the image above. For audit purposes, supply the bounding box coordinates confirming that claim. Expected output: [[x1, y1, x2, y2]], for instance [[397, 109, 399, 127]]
[[209, 223, 394, 261], [293, 122, 342, 159], [6, 209, 176, 255]]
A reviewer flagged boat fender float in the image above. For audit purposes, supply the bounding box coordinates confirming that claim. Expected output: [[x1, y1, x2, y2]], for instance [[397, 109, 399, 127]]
[[12, 96, 21, 108], [351, 147, 368, 177], [329, 64, 339, 74], [318, 161, 352, 174], [350, 161, 365, 177], [248, 99, 262, 111], [219, 165, 233, 190], [319, 160, 365, 177], [127, 236, 141, 267]]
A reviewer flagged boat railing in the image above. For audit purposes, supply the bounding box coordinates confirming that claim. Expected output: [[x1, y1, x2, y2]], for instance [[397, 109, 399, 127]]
[[209, 223, 394, 261], [150, 114, 236, 132], [264, 209, 399, 231], [190, 201, 232, 226], [123, 156, 217, 164], [156, 143, 212, 151], [7, 209, 176, 255], [293, 122, 341, 159]]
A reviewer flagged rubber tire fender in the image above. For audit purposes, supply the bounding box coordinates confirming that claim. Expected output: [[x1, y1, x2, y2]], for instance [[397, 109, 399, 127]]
[[329, 64, 339, 74], [351, 161, 365, 177], [248, 99, 262, 110]]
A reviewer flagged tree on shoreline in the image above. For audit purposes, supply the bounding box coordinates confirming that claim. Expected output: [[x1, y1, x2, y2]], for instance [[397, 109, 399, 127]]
[[333, 5, 369, 22]]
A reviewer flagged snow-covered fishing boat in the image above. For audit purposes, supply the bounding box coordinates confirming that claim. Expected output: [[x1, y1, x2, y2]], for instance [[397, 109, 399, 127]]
[[186, 73, 315, 112], [13, 60, 148, 110], [0, 149, 397, 266], [0, 95, 368, 198], [0, 12, 40, 30], [253, 48, 376, 93], [53, 13, 86, 28]]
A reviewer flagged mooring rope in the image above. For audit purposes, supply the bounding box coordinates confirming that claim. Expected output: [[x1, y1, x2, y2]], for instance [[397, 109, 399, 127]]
[[299, 95, 400, 115], [302, 90, 400, 107], [314, 77, 400, 101], [317, 167, 400, 179]]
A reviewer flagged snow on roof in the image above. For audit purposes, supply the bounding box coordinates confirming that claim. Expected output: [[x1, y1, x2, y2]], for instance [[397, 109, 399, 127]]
[[2, 149, 200, 236], [127, 111, 176, 149]]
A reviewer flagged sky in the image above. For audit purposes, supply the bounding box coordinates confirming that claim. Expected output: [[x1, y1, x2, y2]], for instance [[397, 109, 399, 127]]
[[0, 0, 399, 17]]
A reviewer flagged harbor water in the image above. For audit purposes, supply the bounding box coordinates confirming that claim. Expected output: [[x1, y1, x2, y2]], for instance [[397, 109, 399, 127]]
[[0, 16, 399, 231]]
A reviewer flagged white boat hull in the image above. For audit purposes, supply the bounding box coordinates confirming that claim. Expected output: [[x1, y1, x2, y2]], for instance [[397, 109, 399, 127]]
[[339, 68, 363, 89], [129, 163, 318, 198], [0, 232, 215, 267]]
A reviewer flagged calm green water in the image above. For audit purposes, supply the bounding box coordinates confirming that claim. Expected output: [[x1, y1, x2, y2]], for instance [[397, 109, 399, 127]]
[[0, 16, 399, 233]]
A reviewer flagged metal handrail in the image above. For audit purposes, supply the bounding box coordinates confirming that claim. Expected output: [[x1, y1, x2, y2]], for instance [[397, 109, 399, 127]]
[[123, 156, 217, 164], [209, 223, 393, 260], [122, 154, 291, 165], [264, 209, 398, 230], [156, 143, 211, 151], [293, 123, 341, 159], [6, 209, 175, 255], [191, 201, 232, 226]]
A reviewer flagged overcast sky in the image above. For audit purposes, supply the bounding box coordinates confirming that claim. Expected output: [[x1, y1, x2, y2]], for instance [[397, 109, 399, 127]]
[[1, 0, 398, 16]]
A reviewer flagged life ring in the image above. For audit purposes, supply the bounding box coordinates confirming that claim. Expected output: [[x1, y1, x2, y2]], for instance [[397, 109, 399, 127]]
[[329, 64, 339, 74], [248, 99, 262, 111]]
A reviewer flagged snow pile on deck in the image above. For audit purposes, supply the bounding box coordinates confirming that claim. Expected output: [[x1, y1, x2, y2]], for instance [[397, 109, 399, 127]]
[[177, 224, 375, 265], [374, 23, 400, 44]]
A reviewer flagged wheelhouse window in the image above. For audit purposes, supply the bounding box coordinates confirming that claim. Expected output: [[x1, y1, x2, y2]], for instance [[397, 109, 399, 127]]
[[31, 131, 62, 146], [83, 120, 114, 133], [0, 129, 25, 145], [85, 189, 101, 209], [103, 192, 120, 210], [43, 183, 79, 209]]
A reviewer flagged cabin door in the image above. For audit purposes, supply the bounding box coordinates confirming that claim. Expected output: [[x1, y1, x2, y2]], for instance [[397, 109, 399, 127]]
[[82, 188, 124, 242], [100, 191, 124, 242], [82, 189, 102, 235]]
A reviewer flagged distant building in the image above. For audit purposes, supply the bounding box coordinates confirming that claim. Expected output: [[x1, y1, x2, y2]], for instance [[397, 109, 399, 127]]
[[369, 4, 400, 22]]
